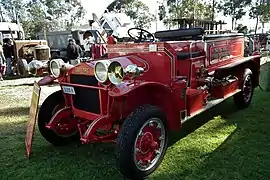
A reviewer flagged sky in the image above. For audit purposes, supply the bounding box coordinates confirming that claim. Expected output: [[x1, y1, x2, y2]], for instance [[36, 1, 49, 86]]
[[81, 0, 262, 32]]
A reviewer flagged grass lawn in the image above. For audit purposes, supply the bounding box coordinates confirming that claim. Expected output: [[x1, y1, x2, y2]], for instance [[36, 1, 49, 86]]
[[1, 65, 270, 180]]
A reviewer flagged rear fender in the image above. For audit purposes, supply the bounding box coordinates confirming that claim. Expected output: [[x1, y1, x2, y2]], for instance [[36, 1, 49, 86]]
[[109, 82, 181, 131]]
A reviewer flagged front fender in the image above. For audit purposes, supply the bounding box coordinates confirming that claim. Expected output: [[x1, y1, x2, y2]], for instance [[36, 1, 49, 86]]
[[109, 81, 181, 131], [109, 81, 171, 97], [37, 75, 56, 86]]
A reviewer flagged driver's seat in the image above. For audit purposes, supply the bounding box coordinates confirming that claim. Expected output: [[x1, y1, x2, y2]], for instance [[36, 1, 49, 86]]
[[155, 28, 204, 41]]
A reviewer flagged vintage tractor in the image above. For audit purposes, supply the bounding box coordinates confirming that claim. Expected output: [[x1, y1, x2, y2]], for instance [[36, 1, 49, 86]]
[[26, 26, 261, 179], [14, 40, 51, 77]]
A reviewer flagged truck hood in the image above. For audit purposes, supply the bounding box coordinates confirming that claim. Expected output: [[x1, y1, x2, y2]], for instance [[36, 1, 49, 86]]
[[69, 55, 150, 76]]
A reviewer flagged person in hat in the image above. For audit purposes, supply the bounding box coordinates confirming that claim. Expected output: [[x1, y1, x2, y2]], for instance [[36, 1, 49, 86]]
[[66, 38, 83, 65]]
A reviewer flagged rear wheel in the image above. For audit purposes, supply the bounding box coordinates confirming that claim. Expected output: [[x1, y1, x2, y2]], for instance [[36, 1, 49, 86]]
[[233, 68, 254, 109], [38, 91, 79, 146], [116, 105, 168, 179]]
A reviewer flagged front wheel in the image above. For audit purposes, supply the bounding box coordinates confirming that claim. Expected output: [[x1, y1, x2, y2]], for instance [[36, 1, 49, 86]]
[[233, 68, 254, 109], [116, 105, 168, 179], [38, 90, 79, 146]]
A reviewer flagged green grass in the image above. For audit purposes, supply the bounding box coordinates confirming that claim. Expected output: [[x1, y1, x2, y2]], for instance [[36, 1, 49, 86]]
[[1, 65, 270, 180]]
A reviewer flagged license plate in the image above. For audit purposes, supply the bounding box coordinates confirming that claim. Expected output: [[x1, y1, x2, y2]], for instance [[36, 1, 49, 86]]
[[25, 81, 41, 159], [62, 85, 76, 95]]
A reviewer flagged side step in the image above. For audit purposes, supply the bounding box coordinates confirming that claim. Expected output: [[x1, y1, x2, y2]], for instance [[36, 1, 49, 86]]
[[181, 89, 241, 124]]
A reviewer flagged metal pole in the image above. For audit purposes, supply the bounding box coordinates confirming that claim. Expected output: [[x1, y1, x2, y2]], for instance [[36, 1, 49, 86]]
[[156, 9, 158, 31], [156, 0, 161, 32], [211, 0, 215, 21], [194, 0, 197, 18], [193, 0, 197, 26]]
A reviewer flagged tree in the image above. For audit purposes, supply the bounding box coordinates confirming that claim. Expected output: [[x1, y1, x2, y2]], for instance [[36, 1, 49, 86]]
[[107, 0, 126, 12], [124, 0, 155, 29], [249, 0, 262, 34], [0, 0, 26, 22], [0, 0, 86, 39], [217, 0, 252, 30], [249, 0, 270, 34], [107, 0, 155, 29], [159, 0, 212, 28], [42, 0, 86, 31]]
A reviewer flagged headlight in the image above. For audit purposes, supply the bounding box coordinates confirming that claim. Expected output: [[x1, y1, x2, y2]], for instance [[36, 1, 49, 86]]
[[49, 59, 65, 78], [108, 61, 124, 85], [94, 60, 110, 83], [28, 60, 44, 75]]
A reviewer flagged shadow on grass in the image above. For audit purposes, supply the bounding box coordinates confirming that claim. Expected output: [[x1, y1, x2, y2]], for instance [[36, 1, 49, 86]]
[[0, 119, 124, 179], [3, 74, 36, 80], [0, 82, 37, 87], [0, 98, 241, 180], [168, 99, 238, 147], [0, 106, 30, 117], [151, 63, 270, 180], [152, 90, 270, 180]]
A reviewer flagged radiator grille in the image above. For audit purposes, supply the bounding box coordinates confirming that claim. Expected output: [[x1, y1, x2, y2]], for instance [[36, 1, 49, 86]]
[[70, 74, 100, 114]]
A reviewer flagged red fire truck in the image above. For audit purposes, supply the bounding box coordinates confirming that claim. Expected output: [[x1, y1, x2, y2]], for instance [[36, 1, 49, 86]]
[[26, 25, 261, 179]]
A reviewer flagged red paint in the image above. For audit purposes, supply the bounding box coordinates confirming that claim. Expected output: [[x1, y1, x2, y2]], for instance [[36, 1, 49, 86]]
[[41, 34, 261, 144], [108, 35, 117, 44], [135, 125, 161, 165], [46, 107, 78, 136], [186, 88, 204, 116], [211, 80, 239, 99], [0, 65, 5, 75], [91, 44, 107, 59], [37, 75, 56, 86]]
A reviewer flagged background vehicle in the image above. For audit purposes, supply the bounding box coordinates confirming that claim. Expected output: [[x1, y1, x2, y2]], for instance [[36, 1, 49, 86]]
[[26, 19, 261, 179], [0, 22, 24, 42], [37, 11, 134, 61], [14, 40, 50, 77], [38, 29, 107, 60], [0, 9, 25, 42]]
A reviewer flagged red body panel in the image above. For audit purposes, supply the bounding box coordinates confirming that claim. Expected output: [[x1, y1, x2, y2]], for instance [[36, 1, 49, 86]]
[[39, 33, 261, 143]]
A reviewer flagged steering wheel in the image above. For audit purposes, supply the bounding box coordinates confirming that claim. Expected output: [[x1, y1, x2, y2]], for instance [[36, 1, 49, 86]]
[[128, 28, 155, 43]]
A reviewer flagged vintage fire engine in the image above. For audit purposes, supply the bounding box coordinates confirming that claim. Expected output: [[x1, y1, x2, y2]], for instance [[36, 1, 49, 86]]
[[26, 26, 261, 179]]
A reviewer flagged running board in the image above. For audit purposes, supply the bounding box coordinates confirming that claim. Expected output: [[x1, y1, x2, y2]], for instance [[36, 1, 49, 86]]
[[181, 89, 241, 124]]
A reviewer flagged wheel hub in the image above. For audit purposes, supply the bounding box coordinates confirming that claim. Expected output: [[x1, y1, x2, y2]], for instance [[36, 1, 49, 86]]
[[243, 75, 252, 102], [138, 132, 159, 154], [46, 107, 78, 137], [134, 118, 166, 171]]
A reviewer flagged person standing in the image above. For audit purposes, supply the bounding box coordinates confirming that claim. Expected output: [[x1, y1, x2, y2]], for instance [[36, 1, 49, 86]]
[[0, 42, 6, 81], [3, 39, 14, 76], [83, 31, 95, 57], [66, 38, 82, 65], [107, 31, 117, 44]]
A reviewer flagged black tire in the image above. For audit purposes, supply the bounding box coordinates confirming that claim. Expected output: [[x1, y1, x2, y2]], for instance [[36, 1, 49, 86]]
[[38, 90, 79, 146], [233, 68, 254, 109], [116, 105, 168, 180], [17, 59, 28, 77]]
